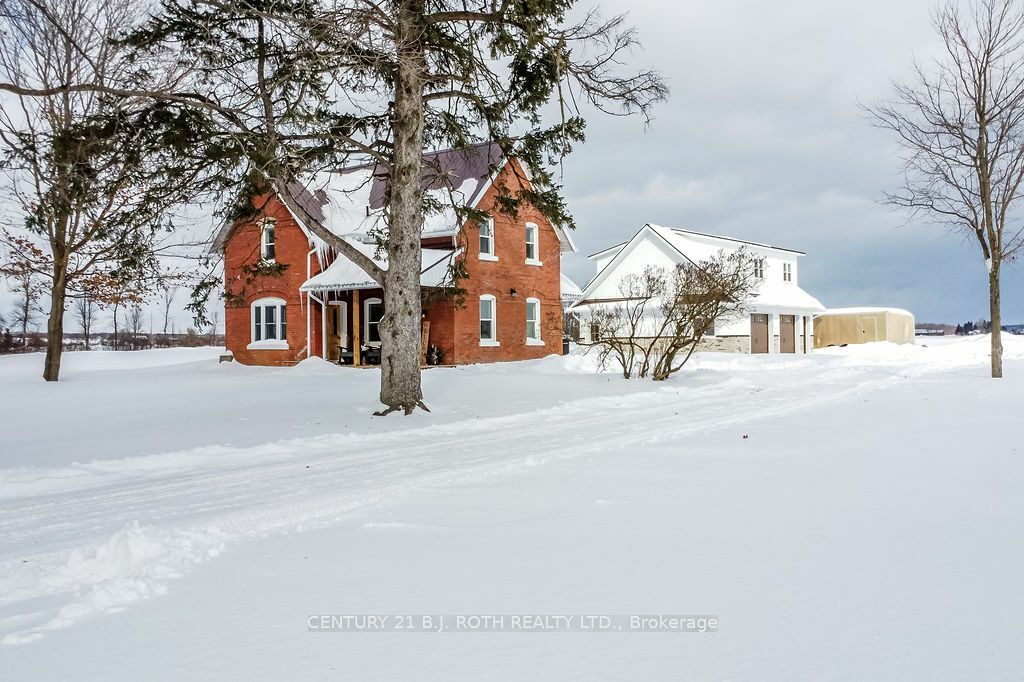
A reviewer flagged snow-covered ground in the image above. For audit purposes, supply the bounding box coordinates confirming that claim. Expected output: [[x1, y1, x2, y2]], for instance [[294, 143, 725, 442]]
[[2, 337, 1023, 680]]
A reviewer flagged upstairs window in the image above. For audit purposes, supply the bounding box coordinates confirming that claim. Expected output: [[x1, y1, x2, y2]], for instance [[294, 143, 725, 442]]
[[525, 223, 540, 264], [261, 221, 276, 261], [251, 297, 287, 347], [479, 217, 495, 259], [753, 258, 764, 279], [480, 294, 497, 345], [526, 298, 542, 344], [783, 262, 792, 282]]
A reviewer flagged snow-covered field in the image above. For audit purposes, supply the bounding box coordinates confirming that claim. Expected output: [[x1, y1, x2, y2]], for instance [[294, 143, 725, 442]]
[[2, 337, 1023, 680]]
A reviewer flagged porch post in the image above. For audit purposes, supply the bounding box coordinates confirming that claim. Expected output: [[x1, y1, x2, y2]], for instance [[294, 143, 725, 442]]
[[353, 289, 361, 366], [321, 295, 327, 360], [306, 292, 311, 358]]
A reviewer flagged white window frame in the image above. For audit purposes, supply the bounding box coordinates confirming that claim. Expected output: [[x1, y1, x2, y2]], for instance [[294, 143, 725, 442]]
[[525, 222, 542, 266], [478, 217, 497, 261], [753, 258, 764, 280], [479, 294, 499, 346], [364, 297, 383, 347], [248, 297, 288, 350], [783, 262, 792, 282], [260, 219, 276, 262], [525, 297, 543, 345]]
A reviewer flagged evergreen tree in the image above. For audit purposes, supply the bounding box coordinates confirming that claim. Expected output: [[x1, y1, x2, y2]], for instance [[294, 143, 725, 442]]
[[119, 0, 667, 413]]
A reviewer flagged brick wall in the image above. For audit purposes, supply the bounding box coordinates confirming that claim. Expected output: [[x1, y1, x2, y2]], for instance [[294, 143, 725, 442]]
[[224, 195, 320, 366], [223, 159, 565, 368], [447, 160, 563, 364], [423, 299, 455, 364]]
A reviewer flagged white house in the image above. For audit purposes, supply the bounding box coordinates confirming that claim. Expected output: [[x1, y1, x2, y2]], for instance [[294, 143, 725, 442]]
[[573, 224, 825, 354]]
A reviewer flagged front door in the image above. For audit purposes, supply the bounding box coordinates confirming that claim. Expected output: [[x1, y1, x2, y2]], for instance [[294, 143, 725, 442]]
[[780, 315, 796, 353], [750, 314, 769, 354]]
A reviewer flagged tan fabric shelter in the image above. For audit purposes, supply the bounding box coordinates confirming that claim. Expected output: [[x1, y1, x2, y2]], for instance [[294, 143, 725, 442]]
[[813, 307, 915, 348]]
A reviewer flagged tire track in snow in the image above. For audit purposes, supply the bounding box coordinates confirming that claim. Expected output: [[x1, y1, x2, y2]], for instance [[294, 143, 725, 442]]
[[0, 360, 916, 643]]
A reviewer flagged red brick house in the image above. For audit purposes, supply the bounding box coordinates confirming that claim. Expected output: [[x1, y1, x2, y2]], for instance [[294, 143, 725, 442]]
[[213, 143, 577, 366]]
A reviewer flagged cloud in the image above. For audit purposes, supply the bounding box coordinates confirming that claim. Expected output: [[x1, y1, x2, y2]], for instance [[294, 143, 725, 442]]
[[559, 0, 1023, 323]]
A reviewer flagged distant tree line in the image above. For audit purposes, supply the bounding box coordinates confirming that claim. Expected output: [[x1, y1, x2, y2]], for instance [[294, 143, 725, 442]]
[[954, 320, 993, 335]]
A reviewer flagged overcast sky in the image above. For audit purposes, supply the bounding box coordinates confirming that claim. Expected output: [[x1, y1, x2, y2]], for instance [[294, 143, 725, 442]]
[[3, 0, 1021, 332], [559, 0, 1023, 324]]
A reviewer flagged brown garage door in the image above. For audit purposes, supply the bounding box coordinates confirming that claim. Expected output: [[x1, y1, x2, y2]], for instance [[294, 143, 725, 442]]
[[751, 314, 769, 354], [780, 314, 796, 353]]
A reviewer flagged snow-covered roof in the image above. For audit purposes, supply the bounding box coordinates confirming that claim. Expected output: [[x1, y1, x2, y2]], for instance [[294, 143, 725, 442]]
[[587, 224, 805, 260], [300, 245, 460, 293], [560, 273, 583, 299], [212, 142, 577, 255], [753, 282, 825, 311], [303, 142, 505, 242], [817, 307, 913, 317]]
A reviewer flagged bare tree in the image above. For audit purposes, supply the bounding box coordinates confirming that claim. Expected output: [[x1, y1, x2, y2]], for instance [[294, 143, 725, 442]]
[[160, 283, 178, 337], [122, 302, 145, 350], [0, 0, 210, 381], [1, 238, 45, 346], [580, 266, 665, 378], [208, 309, 220, 347], [647, 252, 757, 381], [581, 252, 756, 381], [865, 0, 1024, 378], [73, 295, 95, 350]]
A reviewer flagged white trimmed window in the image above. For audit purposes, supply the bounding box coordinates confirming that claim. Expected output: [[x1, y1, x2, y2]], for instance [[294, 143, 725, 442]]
[[364, 297, 383, 345], [753, 258, 764, 279], [783, 262, 792, 282], [260, 220, 276, 261], [479, 294, 498, 346], [525, 298, 543, 345], [479, 217, 497, 260], [525, 223, 541, 265], [249, 297, 287, 349]]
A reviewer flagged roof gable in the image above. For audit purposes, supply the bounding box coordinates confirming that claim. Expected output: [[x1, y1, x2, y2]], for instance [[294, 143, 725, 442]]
[[212, 143, 577, 255], [576, 224, 691, 304]]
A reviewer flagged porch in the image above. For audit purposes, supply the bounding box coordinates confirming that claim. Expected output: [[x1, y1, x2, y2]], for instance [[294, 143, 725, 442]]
[[300, 245, 457, 366], [306, 288, 385, 366]]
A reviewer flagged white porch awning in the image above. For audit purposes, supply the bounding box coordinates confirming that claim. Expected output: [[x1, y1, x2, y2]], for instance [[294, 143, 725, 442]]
[[300, 244, 460, 293]]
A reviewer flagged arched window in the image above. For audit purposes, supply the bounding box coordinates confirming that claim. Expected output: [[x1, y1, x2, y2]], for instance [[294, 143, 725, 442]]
[[364, 297, 383, 345], [525, 298, 542, 345], [250, 297, 287, 349], [479, 294, 498, 346], [261, 220, 276, 261]]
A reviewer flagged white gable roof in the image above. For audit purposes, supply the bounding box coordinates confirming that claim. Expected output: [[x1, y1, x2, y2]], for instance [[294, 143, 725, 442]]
[[560, 273, 583, 302], [576, 224, 824, 312]]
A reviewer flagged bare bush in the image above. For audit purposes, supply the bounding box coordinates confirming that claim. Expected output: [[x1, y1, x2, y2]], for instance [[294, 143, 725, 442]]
[[581, 251, 756, 380]]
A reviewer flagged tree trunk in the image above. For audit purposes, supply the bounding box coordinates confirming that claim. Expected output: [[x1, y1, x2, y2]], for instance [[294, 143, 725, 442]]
[[377, 0, 426, 414], [43, 264, 68, 381], [20, 292, 29, 347], [989, 259, 1003, 379]]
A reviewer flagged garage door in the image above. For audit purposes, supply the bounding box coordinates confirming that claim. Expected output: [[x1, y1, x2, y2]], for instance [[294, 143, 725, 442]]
[[750, 314, 769, 354], [780, 314, 796, 353]]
